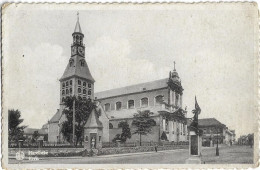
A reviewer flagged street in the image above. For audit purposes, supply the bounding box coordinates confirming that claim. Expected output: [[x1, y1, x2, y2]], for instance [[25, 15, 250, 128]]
[[9, 145, 253, 164]]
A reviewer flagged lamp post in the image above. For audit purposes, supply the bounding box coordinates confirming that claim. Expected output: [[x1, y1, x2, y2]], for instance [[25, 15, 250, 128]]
[[216, 126, 219, 156]]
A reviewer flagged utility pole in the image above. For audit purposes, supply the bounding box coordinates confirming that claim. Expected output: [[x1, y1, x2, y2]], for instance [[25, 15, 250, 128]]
[[216, 126, 219, 156], [73, 99, 75, 146]]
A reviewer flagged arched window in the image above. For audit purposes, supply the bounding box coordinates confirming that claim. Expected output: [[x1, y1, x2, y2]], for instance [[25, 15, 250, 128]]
[[66, 81, 69, 86], [66, 89, 69, 94], [175, 93, 179, 106], [85, 136, 88, 142], [83, 89, 86, 94], [88, 90, 91, 95], [104, 103, 110, 112], [62, 97, 65, 102], [109, 123, 113, 129], [70, 88, 72, 94], [155, 95, 164, 105], [78, 88, 81, 93], [78, 80, 81, 85], [128, 100, 135, 109], [69, 59, 74, 67], [70, 80, 72, 85], [62, 90, 65, 95], [116, 102, 122, 110], [62, 83, 65, 88], [88, 83, 91, 88], [80, 60, 84, 66], [83, 82, 86, 87], [141, 97, 148, 107]]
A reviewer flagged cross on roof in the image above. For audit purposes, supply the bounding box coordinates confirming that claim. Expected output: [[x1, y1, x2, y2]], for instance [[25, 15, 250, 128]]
[[173, 61, 176, 71]]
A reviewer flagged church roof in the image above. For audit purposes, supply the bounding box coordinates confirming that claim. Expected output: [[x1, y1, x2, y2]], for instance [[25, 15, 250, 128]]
[[85, 109, 103, 128], [49, 109, 62, 123], [60, 56, 95, 82], [95, 78, 168, 99]]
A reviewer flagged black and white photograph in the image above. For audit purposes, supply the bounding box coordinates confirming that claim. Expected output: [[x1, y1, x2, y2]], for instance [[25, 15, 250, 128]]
[[2, 2, 258, 169]]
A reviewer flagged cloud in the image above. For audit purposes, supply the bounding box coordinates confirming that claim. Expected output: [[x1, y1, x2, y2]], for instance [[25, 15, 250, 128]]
[[86, 36, 171, 92], [5, 43, 67, 128]]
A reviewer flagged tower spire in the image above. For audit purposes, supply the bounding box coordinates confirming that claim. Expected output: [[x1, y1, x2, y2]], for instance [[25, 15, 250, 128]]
[[74, 12, 82, 33], [173, 61, 176, 71]]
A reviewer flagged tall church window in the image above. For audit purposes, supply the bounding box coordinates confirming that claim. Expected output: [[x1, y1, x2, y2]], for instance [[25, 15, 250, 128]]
[[62, 90, 65, 95], [88, 83, 91, 88], [175, 93, 179, 106], [70, 80, 72, 85], [69, 59, 74, 67], [66, 89, 69, 94], [128, 100, 135, 109], [62, 97, 65, 102], [155, 95, 164, 105], [104, 103, 110, 112], [66, 81, 69, 86], [141, 97, 148, 107], [109, 123, 113, 129], [88, 90, 91, 95], [83, 82, 86, 87], [78, 88, 81, 93], [83, 89, 86, 94], [70, 88, 72, 94], [80, 60, 84, 66], [78, 80, 81, 85], [62, 83, 65, 88], [116, 102, 122, 110], [165, 119, 169, 131]]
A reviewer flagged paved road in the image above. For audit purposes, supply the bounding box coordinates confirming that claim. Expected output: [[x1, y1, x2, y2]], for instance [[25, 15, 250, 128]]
[[9, 145, 254, 164], [9, 149, 189, 164]]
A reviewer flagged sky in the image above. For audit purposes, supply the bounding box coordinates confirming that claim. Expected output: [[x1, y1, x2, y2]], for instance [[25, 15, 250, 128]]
[[3, 3, 258, 138]]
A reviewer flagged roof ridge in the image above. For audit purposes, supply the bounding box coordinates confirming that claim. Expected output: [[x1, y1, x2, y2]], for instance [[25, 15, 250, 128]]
[[95, 78, 168, 94]]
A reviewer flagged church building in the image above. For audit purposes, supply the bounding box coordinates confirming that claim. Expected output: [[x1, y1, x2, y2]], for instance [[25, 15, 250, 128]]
[[46, 15, 188, 145]]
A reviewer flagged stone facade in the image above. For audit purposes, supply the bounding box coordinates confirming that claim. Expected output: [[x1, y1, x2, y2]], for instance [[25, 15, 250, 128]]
[[46, 15, 188, 145]]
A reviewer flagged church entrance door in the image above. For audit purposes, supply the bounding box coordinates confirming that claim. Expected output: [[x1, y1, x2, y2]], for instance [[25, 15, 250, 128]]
[[90, 133, 97, 149]]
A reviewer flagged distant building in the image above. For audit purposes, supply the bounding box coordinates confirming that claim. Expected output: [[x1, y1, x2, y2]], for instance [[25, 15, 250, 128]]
[[23, 126, 48, 142], [198, 118, 236, 146]]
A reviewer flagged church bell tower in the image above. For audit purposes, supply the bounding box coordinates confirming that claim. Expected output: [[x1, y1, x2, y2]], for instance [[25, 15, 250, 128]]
[[59, 13, 95, 104]]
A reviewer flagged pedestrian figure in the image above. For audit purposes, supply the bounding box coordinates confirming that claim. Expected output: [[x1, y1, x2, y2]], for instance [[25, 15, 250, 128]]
[[155, 143, 158, 152]]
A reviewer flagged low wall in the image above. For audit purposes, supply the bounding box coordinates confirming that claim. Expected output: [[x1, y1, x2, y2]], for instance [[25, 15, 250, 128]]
[[98, 145, 188, 156], [9, 144, 188, 157]]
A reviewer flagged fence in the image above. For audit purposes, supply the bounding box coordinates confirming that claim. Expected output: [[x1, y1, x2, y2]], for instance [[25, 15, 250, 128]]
[[102, 141, 189, 148]]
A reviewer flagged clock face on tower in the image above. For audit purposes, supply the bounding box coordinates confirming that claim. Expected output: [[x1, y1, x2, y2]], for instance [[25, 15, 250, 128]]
[[78, 46, 85, 56]]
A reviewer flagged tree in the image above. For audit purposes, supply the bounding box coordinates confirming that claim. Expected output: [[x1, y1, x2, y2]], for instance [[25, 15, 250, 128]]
[[118, 121, 132, 143], [161, 131, 168, 141], [8, 109, 27, 145], [31, 131, 39, 143], [132, 110, 156, 146], [61, 96, 96, 146]]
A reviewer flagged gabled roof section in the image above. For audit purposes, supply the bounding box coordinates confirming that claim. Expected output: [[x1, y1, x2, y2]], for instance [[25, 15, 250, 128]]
[[60, 56, 95, 82], [24, 128, 47, 135], [49, 109, 62, 123], [198, 118, 226, 128], [95, 78, 168, 99], [85, 109, 103, 128]]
